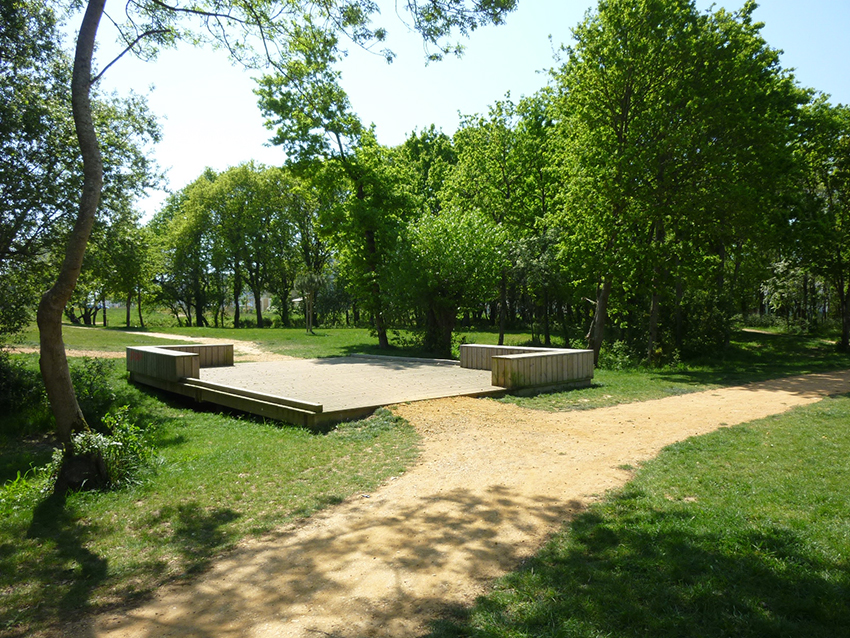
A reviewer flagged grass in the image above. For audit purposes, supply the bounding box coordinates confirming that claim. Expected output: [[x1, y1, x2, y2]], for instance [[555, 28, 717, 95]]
[[0, 357, 420, 638], [429, 394, 850, 638], [104, 324, 562, 359], [15, 324, 192, 352]]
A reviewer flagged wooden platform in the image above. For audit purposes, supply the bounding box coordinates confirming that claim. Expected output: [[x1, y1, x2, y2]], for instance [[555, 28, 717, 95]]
[[127, 343, 594, 430], [127, 346, 505, 430]]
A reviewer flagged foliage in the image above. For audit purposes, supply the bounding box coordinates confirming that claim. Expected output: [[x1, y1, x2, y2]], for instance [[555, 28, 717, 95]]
[[0, 0, 160, 342], [69, 357, 117, 429], [548, 0, 805, 363], [45, 406, 155, 491], [0, 350, 49, 437], [392, 207, 507, 356], [794, 99, 850, 349]]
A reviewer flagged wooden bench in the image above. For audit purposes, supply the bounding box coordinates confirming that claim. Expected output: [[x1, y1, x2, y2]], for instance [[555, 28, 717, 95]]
[[126, 344, 233, 382], [459, 344, 594, 390]]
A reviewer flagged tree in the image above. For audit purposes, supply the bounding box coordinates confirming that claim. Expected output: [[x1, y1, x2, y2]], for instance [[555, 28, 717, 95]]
[[548, 0, 803, 363], [150, 173, 218, 327], [393, 207, 506, 357], [442, 95, 553, 343], [1, 0, 158, 342], [795, 99, 850, 349], [36, 0, 517, 488]]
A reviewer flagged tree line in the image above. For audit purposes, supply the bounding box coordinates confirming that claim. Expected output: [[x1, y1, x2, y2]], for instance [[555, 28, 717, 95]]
[[61, 0, 850, 364]]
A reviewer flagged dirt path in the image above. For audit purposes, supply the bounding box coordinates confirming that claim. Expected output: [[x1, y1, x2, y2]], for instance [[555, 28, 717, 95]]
[[8, 331, 294, 362], [70, 369, 850, 638]]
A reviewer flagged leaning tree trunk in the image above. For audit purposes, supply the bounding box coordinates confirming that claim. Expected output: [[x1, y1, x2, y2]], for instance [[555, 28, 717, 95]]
[[137, 286, 145, 328], [37, 0, 104, 449], [37, 0, 110, 493]]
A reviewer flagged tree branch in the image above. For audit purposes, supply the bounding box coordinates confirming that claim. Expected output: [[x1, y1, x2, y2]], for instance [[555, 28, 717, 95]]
[[92, 28, 172, 84]]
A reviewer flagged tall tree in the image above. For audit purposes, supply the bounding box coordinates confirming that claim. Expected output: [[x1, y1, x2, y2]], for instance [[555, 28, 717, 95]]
[[392, 207, 506, 357], [256, 28, 420, 347], [549, 0, 803, 363], [796, 99, 850, 349]]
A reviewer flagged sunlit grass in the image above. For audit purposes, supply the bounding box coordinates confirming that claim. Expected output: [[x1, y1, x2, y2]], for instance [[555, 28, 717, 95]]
[[15, 324, 192, 352]]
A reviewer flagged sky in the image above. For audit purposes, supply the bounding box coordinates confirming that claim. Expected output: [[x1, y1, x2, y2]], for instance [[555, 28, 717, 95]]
[[84, 0, 850, 219]]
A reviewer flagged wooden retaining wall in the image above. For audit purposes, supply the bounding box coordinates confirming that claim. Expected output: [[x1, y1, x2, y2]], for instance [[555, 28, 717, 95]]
[[126, 343, 331, 430], [126, 346, 201, 382], [459, 343, 594, 390], [153, 344, 234, 368], [491, 350, 594, 389]]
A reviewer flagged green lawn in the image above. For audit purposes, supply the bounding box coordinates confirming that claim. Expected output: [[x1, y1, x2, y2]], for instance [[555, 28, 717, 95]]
[[16, 324, 193, 352], [430, 394, 850, 638]]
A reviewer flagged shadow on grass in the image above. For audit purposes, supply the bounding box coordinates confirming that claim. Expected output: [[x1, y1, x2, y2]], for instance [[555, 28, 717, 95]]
[[429, 495, 850, 638], [64, 485, 576, 638], [22, 493, 109, 628], [650, 331, 850, 388], [8, 496, 241, 636], [143, 503, 240, 575]]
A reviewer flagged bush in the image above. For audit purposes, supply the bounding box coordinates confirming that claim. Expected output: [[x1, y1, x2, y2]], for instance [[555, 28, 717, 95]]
[[46, 406, 155, 491], [0, 351, 50, 436], [70, 357, 116, 429], [598, 340, 639, 370]]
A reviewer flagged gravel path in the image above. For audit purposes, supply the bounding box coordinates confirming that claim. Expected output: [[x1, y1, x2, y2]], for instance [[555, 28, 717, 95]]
[[67, 368, 850, 638]]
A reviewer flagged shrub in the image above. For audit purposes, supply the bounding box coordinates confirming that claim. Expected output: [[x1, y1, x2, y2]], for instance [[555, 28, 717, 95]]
[[70, 357, 116, 429], [598, 340, 639, 370], [0, 351, 51, 436], [46, 406, 155, 491]]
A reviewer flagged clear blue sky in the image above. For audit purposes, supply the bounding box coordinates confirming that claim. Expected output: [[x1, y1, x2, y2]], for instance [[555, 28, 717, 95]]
[[87, 0, 850, 219]]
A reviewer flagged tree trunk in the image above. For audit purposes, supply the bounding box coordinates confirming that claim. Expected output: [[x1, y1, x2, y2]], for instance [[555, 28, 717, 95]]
[[137, 286, 145, 328], [37, 0, 104, 456], [126, 292, 132, 327], [838, 277, 850, 352], [364, 229, 389, 348], [586, 278, 612, 365], [194, 291, 204, 327], [101, 291, 107, 326], [233, 270, 241, 328], [305, 293, 314, 334], [647, 288, 660, 363], [424, 304, 456, 359], [254, 289, 263, 328], [498, 273, 507, 346]]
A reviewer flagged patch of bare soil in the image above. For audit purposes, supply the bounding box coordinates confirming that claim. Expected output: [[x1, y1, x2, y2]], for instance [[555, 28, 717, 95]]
[[68, 369, 850, 638]]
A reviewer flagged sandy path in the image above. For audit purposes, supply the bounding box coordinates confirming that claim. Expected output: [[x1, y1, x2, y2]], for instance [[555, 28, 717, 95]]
[[70, 369, 850, 638], [8, 330, 294, 362]]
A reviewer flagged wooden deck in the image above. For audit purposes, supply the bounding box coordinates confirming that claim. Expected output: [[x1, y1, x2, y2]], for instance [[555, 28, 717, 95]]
[[127, 343, 594, 430]]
